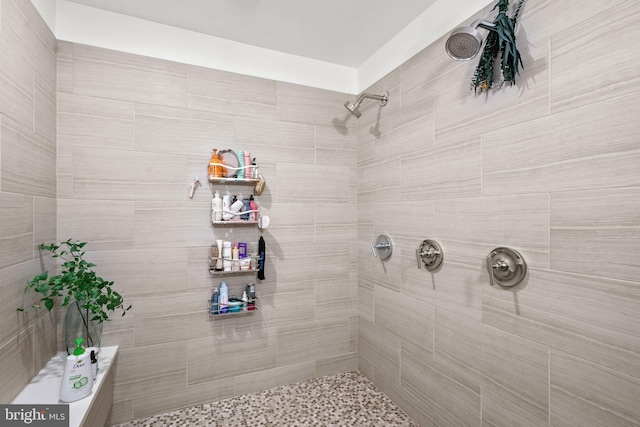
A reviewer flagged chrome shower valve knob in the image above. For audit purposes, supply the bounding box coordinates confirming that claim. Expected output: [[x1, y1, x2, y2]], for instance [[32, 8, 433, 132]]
[[486, 247, 527, 287], [416, 239, 444, 271]]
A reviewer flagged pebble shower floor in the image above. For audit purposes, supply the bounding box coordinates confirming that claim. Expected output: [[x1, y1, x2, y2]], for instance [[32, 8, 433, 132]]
[[113, 371, 419, 426]]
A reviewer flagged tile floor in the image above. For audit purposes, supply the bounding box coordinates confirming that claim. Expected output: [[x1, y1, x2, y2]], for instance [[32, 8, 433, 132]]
[[113, 371, 419, 426]]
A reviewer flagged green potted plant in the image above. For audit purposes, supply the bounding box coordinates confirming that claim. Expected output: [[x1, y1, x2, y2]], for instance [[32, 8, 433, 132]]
[[19, 239, 131, 354]]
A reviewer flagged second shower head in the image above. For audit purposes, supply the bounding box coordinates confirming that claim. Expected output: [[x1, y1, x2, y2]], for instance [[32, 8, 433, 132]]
[[344, 92, 389, 118], [445, 19, 496, 60]]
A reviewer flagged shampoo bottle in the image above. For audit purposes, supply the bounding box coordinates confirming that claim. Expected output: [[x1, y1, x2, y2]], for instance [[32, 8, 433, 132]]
[[222, 241, 232, 271], [244, 151, 252, 178], [222, 193, 232, 220], [237, 150, 245, 179], [219, 282, 229, 313], [215, 239, 224, 271], [60, 338, 93, 402], [249, 195, 258, 222], [212, 191, 223, 223]]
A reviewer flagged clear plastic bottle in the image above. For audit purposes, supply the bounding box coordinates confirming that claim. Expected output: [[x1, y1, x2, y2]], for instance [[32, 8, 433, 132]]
[[219, 282, 228, 314]]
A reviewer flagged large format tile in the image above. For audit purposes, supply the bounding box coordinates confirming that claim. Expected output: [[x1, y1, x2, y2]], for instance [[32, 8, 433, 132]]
[[276, 162, 354, 204], [434, 309, 549, 423], [400, 347, 480, 427], [73, 44, 187, 107], [277, 318, 351, 366], [187, 65, 276, 119], [551, 2, 640, 112], [0, 330, 34, 404], [57, 199, 134, 250], [114, 341, 187, 399], [187, 329, 278, 384], [550, 350, 640, 426], [484, 267, 640, 379], [0, 192, 33, 270], [483, 92, 640, 195], [401, 138, 481, 201], [135, 104, 234, 156], [1, 116, 56, 198], [551, 187, 640, 283], [276, 82, 347, 126], [358, 317, 400, 381], [233, 361, 314, 396], [57, 92, 135, 152], [72, 147, 188, 201], [434, 194, 550, 269]]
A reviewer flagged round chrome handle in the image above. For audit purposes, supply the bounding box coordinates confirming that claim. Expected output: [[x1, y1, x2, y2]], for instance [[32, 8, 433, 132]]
[[486, 247, 527, 287]]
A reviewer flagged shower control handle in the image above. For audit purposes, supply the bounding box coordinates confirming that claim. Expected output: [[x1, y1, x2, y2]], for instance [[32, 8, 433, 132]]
[[370, 235, 393, 260], [485, 247, 527, 287], [416, 240, 444, 271]]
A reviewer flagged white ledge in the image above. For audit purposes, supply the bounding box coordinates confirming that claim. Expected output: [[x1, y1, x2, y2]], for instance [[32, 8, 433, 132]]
[[13, 346, 119, 427]]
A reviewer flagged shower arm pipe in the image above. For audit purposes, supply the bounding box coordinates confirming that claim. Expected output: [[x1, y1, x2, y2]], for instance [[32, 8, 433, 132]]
[[470, 19, 497, 32], [353, 92, 389, 108]]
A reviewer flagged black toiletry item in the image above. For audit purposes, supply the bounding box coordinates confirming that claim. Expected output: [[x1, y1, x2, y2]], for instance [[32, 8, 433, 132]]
[[257, 236, 266, 280]]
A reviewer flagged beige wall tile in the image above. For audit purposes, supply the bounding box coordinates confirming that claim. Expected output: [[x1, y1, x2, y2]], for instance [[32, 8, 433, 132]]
[[357, 157, 401, 205], [187, 329, 277, 383], [135, 104, 234, 155], [435, 309, 549, 419], [315, 353, 357, 377], [551, 2, 640, 112], [114, 341, 187, 399], [58, 92, 135, 152], [482, 379, 552, 427], [550, 350, 640, 426], [358, 242, 402, 292], [135, 311, 212, 347], [0, 330, 34, 403], [34, 76, 56, 143], [56, 41, 74, 93], [434, 194, 550, 269], [187, 64, 276, 119], [483, 267, 640, 379], [84, 248, 188, 298], [316, 203, 357, 244], [358, 317, 400, 380], [0, 192, 33, 269], [73, 44, 187, 107], [276, 242, 350, 284], [276, 163, 353, 203], [234, 361, 314, 396], [1, 117, 56, 198], [33, 197, 56, 249], [235, 116, 316, 166], [551, 187, 640, 283], [132, 377, 234, 420], [277, 318, 351, 366], [400, 347, 480, 426], [402, 257, 482, 322], [57, 199, 134, 250], [72, 147, 188, 201], [374, 285, 433, 354], [277, 82, 348, 126], [373, 200, 434, 254], [483, 93, 640, 195], [401, 138, 481, 201]]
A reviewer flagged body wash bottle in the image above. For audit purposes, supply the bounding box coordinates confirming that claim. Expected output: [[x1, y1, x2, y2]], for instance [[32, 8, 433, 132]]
[[237, 150, 245, 179], [219, 282, 229, 314], [60, 338, 93, 402], [212, 191, 223, 223]]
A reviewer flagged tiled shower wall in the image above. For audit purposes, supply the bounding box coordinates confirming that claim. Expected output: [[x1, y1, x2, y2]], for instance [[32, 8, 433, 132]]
[[356, 0, 640, 426], [56, 42, 358, 423], [0, 0, 58, 404]]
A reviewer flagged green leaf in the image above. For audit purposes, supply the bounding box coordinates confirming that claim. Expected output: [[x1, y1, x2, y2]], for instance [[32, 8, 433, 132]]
[[44, 298, 54, 311]]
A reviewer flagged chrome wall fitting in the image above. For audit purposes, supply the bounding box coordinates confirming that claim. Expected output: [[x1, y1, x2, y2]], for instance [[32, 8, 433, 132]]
[[416, 239, 443, 271], [486, 247, 527, 287], [370, 234, 393, 260]]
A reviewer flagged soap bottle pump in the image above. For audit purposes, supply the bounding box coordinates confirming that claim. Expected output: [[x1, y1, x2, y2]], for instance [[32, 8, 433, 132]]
[[60, 338, 93, 402]]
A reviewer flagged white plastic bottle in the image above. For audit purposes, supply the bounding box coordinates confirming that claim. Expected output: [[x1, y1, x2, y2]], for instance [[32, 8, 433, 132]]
[[222, 241, 232, 271], [212, 191, 223, 223], [222, 193, 232, 220], [219, 282, 229, 314], [60, 338, 93, 402]]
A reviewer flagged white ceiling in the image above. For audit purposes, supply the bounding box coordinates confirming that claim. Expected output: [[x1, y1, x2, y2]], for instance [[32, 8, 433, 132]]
[[63, 0, 439, 67]]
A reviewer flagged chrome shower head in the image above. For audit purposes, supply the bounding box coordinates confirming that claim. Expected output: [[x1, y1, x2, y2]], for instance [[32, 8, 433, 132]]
[[445, 19, 496, 61], [344, 100, 362, 118], [344, 92, 389, 118]]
